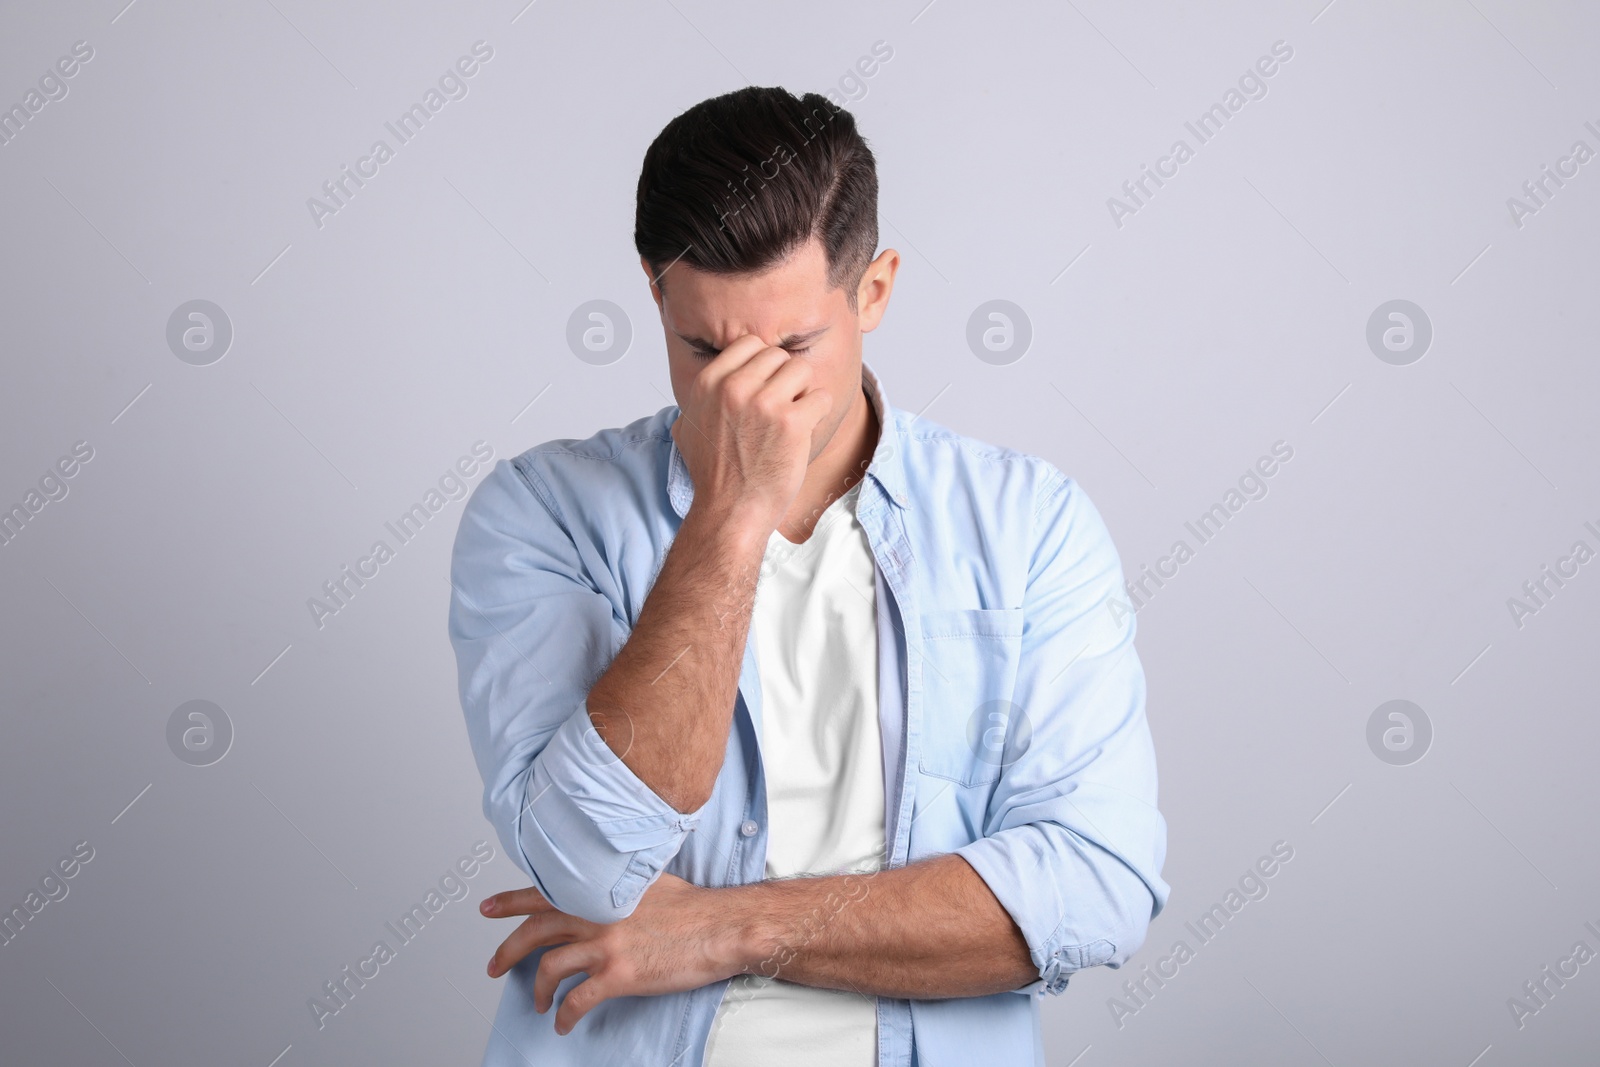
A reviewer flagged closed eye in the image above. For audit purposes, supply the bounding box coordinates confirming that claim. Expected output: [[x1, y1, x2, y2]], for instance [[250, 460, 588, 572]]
[[685, 342, 814, 359]]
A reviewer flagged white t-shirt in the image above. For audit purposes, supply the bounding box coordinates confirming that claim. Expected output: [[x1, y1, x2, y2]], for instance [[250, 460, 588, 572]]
[[702, 479, 885, 1067]]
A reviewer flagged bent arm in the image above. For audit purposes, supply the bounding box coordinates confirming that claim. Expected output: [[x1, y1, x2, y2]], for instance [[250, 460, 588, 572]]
[[731, 468, 1169, 998], [721, 853, 1036, 999], [449, 457, 764, 925], [583, 495, 767, 814]]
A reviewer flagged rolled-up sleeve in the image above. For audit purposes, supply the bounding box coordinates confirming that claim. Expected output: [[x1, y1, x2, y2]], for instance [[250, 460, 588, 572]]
[[954, 465, 1169, 996], [448, 457, 700, 925]]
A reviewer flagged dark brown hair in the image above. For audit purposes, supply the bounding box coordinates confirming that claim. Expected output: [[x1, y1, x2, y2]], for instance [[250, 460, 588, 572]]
[[634, 86, 879, 312]]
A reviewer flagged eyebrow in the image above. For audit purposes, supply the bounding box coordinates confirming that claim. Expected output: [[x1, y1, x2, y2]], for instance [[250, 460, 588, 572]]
[[674, 325, 830, 355]]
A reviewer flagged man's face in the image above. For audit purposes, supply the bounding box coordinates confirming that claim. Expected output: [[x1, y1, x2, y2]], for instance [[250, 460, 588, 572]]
[[644, 236, 896, 465]]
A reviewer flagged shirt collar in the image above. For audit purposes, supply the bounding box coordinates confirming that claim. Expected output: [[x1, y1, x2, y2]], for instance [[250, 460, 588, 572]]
[[666, 356, 910, 520]]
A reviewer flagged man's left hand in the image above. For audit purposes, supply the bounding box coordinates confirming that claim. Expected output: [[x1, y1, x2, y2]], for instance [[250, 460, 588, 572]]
[[480, 874, 751, 1036]]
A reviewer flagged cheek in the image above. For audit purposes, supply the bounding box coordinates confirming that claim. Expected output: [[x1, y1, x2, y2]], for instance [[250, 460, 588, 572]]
[[666, 352, 699, 396], [820, 346, 860, 397]]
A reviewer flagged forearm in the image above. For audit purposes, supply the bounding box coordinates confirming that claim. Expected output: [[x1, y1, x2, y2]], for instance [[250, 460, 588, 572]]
[[585, 501, 766, 812], [723, 854, 1036, 999]]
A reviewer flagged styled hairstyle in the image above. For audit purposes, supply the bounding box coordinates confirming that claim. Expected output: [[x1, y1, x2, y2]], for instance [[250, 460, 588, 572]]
[[634, 86, 879, 312]]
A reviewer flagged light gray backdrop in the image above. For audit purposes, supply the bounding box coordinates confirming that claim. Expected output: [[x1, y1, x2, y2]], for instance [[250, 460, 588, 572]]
[[2, 0, 1596, 1064]]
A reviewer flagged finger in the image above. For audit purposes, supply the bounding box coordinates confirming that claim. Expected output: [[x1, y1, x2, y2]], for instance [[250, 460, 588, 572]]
[[791, 385, 833, 429], [487, 913, 588, 979], [763, 351, 819, 403], [554, 972, 614, 1037], [480, 886, 557, 919], [704, 337, 771, 379], [534, 942, 603, 1016], [716, 343, 791, 405], [696, 334, 771, 392]]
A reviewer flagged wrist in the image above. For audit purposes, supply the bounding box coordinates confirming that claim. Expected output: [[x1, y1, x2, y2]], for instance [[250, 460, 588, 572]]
[[683, 501, 773, 558], [716, 884, 782, 980]]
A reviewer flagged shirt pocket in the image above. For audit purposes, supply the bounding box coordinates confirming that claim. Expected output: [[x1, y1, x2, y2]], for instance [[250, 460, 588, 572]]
[[916, 606, 1026, 787]]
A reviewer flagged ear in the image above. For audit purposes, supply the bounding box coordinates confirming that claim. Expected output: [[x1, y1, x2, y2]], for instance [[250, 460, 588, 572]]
[[855, 249, 899, 333], [641, 257, 665, 312]]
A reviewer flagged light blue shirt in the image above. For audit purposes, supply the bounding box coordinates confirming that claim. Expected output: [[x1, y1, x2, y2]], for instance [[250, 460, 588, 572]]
[[448, 359, 1169, 1067]]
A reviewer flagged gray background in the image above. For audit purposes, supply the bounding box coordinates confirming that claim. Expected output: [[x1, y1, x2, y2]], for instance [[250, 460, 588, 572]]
[[2, 0, 1596, 1064]]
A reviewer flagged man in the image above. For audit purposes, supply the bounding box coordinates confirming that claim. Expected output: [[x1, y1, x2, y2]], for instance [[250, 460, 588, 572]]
[[448, 85, 1168, 1067]]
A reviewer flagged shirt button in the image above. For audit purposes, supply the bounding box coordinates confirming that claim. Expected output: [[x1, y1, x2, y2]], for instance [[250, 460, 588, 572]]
[[739, 819, 759, 837]]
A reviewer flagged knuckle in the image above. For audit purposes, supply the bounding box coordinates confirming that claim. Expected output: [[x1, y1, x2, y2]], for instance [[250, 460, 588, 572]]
[[718, 380, 748, 409], [608, 957, 638, 986]]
